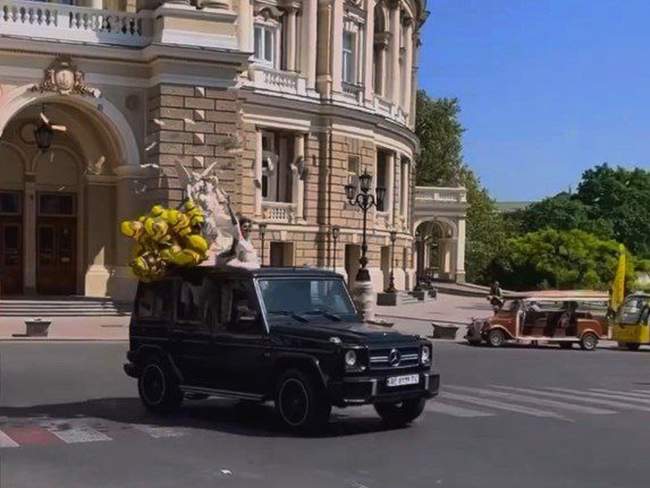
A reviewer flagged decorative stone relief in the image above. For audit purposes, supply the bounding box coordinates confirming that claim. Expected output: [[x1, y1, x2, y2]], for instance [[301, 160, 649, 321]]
[[31, 56, 101, 98]]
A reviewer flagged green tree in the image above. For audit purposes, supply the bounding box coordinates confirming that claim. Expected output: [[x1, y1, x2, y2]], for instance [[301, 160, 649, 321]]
[[511, 192, 613, 237], [493, 228, 635, 291], [415, 92, 465, 186], [414, 90, 507, 284], [576, 164, 650, 256]]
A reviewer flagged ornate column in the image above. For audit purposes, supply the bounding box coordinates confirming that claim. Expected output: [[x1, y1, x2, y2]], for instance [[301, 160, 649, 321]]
[[255, 129, 263, 217], [363, 0, 375, 102], [330, 0, 344, 93], [456, 218, 466, 282], [302, 0, 318, 88], [238, 0, 253, 52], [84, 175, 116, 296], [388, 0, 401, 105], [285, 7, 298, 71], [292, 133, 305, 220], [112, 165, 143, 300], [386, 150, 395, 224], [402, 16, 413, 111]]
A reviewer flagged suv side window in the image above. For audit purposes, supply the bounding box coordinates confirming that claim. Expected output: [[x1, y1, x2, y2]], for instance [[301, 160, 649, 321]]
[[177, 279, 204, 324], [137, 281, 172, 321], [219, 280, 264, 335]]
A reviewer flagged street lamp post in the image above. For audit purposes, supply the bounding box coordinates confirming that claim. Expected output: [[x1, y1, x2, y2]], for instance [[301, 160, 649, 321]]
[[385, 230, 397, 293], [258, 222, 267, 266], [344, 170, 385, 321], [331, 225, 340, 272]]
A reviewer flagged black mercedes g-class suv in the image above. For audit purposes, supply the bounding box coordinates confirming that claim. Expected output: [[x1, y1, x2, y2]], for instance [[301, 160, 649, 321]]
[[124, 267, 439, 432]]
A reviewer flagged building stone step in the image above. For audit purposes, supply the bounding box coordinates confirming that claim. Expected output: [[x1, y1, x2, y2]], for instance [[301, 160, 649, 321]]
[[0, 298, 131, 317]]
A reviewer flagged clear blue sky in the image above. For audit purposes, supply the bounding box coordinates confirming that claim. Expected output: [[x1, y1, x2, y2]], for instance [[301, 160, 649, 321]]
[[419, 0, 650, 201]]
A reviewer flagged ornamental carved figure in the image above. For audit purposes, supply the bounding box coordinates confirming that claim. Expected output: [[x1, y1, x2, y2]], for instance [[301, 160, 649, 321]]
[[32, 56, 101, 98]]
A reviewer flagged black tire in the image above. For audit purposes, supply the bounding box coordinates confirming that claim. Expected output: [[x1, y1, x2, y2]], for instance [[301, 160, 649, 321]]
[[580, 332, 599, 351], [559, 342, 573, 350], [487, 329, 506, 347], [625, 343, 641, 351], [138, 357, 183, 413], [374, 398, 426, 428], [275, 369, 331, 434]]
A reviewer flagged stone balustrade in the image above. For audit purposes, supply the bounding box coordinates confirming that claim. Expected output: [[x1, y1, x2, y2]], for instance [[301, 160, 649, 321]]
[[0, 0, 152, 47], [262, 201, 298, 223], [248, 65, 307, 97]]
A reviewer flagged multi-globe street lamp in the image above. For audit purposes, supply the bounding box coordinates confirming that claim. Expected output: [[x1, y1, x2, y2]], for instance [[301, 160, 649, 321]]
[[344, 170, 385, 320]]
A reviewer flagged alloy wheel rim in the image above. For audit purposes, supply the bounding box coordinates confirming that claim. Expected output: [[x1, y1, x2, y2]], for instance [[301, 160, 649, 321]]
[[279, 379, 309, 426], [142, 365, 166, 405]]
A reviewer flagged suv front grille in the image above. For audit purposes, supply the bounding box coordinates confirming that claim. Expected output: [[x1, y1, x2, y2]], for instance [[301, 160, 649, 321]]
[[369, 346, 420, 370]]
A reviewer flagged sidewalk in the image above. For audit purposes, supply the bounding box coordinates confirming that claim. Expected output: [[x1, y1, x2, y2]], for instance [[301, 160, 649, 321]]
[[0, 316, 130, 341]]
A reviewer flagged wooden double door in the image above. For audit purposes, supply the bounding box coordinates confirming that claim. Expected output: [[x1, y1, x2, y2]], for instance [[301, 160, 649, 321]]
[[36, 217, 77, 295], [0, 219, 23, 295]]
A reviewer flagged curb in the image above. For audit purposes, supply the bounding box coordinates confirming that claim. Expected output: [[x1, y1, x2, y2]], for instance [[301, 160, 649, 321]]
[[0, 337, 128, 342]]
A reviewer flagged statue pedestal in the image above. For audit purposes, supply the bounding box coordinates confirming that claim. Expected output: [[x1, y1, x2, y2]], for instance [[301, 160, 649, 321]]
[[352, 280, 376, 322]]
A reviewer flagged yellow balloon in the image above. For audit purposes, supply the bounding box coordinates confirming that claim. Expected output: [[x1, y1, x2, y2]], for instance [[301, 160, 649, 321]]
[[185, 234, 208, 254]]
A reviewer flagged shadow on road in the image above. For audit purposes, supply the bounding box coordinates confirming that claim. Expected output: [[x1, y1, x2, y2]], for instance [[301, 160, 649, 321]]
[[0, 397, 399, 439]]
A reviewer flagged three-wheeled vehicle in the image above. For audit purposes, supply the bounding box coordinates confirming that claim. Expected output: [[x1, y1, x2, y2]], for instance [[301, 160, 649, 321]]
[[611, 292, 650, 351], [465, 290, 610, 351]]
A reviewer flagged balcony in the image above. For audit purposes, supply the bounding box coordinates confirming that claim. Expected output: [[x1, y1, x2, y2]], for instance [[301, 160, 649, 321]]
[[0, 0, 152, 47], [342, 81, 363, 104], [248, 65, 308, 97], [262, 201, 298, 224]]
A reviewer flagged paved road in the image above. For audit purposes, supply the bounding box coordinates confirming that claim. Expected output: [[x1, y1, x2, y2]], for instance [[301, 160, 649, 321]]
[[1, 341, 650, 487]]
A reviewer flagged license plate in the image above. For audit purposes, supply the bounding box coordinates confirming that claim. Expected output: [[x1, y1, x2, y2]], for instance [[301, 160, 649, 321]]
[[387, 374, 420, 387]]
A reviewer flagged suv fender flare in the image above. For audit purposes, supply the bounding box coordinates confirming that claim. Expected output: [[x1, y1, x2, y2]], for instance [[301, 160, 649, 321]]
[[579, 328, 600, 340], [134, 345, 184, 383], [273, 353, 328, 389]]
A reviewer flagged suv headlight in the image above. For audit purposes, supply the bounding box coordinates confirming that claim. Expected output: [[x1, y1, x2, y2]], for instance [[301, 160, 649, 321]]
[[420, 345, 431, 365], [344, 350, 357, 367]]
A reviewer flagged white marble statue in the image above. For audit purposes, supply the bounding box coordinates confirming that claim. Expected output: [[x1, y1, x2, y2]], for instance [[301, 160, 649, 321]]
[[176, 161, 260, 269]]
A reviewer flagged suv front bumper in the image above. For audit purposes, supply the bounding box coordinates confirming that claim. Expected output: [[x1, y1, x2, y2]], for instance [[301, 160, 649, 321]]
[[328, 371, 439, 407]]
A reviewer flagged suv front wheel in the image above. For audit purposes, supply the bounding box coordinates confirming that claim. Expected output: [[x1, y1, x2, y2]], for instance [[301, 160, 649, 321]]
[[138, 358, 183, 413], [275, 369, 331, 433], [374, 398, 426, 427]]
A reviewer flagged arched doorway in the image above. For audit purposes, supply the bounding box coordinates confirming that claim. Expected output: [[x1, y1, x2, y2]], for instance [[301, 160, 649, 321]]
[[414, 218, 463, 283], [0, 89, 141, 298]]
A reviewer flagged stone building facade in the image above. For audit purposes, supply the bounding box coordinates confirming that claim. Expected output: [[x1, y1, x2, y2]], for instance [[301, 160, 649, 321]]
[[0, 0, 466, 302]]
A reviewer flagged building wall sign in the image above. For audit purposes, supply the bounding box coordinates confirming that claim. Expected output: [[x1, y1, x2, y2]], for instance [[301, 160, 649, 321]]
[[31, 56, 101, 98]]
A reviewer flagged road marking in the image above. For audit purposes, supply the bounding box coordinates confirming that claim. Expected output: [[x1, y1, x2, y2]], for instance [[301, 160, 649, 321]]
[[40, 421, 112, 444], [440, 392, 569, 420], [134, 425, 185, 438], [426, 401, 495, 418], [1, 426, 60, 446], [546, 388, 650, 405], [491, 386, 650, 412], [446, 386, 616, 415], [589, 388, 650, 399], [0, 430, 19, 448], [632, 389, 650, 395]]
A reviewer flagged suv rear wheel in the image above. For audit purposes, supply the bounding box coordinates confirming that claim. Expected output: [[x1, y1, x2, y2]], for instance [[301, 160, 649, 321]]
[[138, 358, 183, 413], [374, 398, 426, 427], [275, 369, 331, 434]]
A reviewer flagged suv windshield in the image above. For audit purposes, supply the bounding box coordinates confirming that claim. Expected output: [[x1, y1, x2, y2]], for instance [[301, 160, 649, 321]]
[[258, 278, 357, 323]]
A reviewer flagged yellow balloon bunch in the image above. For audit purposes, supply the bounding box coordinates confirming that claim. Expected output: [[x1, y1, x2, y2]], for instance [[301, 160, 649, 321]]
[[120, 199, 209, 282]]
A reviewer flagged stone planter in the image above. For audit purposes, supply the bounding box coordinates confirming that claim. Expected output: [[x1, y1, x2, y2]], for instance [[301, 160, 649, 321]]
[[432, 323, 458, 340], [25, 319, 51, 337]]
